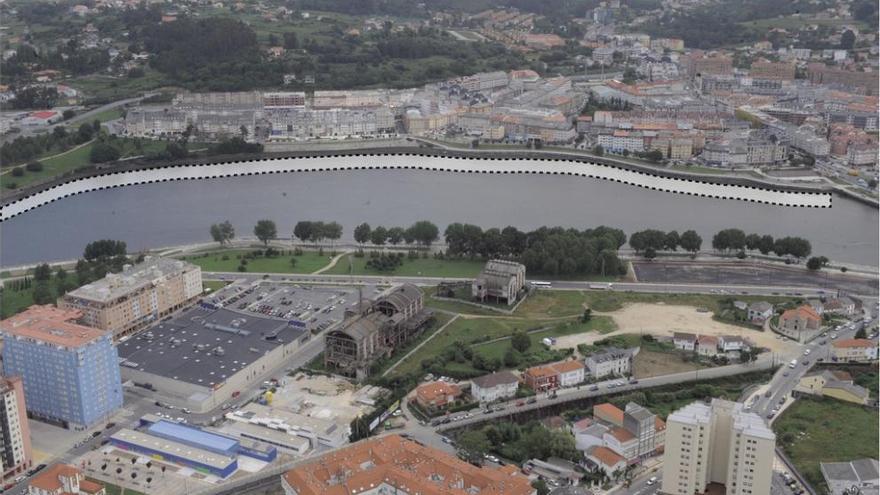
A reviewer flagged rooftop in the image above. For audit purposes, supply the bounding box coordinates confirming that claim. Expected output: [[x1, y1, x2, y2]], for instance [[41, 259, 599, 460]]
[[833, 338, 874, 349], [148, 419, 238, 454], [0, 305, 109, 349], [587, 446, 626, 468], [593, 403, 624, 425], [117, 306, 307, 388], [65, 256, 197, 303], [111, 428, 236, 471], [283, 435, 533, 495], [471, 371, 519, 389]]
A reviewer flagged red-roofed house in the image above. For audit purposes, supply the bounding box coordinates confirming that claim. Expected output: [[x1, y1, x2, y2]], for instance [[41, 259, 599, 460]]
[[831, 339, 878, 363], [586, 446, 627, 476], [414, 381, 462, 409], [27, 464, 104, 495], [23, 111, 62, 126]]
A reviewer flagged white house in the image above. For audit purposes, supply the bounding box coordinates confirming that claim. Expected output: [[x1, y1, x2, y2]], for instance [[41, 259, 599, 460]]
[[584, 347, 637, 380], [552, 360, 586, 387], [470, 371, 519, 403], [673, 332, 697, 351], [585, 446, 627, 477], [747, 302, 773, 323], [718, 335, 748, 353]]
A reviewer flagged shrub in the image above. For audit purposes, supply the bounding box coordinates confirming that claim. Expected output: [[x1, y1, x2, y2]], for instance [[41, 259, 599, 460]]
[[294, 247, 303, 256], [25, 161, 43, 172], [4, 181, 17, 189], [11, 167, 24, 177]]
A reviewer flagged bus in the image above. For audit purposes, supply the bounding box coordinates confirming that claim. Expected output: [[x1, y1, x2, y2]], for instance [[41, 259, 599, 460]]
[[530, 281, 552, 288]]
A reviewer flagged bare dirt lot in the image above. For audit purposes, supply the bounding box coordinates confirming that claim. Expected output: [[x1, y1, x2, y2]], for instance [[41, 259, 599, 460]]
[[552, 302, 803, 356], [633, 349, 704, 378]]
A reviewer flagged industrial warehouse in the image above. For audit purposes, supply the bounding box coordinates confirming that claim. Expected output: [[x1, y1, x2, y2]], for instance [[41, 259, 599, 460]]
[[117, 304, 311, 413], [109, 415, 276, 479], [324, 284, 434, 380]]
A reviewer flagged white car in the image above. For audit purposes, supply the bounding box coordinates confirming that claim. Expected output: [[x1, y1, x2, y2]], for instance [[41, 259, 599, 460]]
[[803, 349, 811, 356], [647, 477, 658, 486]]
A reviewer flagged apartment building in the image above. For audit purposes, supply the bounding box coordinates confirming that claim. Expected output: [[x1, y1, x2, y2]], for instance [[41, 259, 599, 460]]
[[0, 377, 32, 481], [59, 257, 202, 340], [0, 306, 122, 430], [661, 399, 775, 495], [522, 360, 585, 391], [281, 435, 534, 495]]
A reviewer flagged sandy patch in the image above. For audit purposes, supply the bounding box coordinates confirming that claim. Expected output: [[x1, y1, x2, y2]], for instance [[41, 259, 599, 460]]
[[552, 303, 802, 356]]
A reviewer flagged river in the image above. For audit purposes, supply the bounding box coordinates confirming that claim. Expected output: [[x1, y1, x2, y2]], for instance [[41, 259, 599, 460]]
[[1, 169, 877, 267]]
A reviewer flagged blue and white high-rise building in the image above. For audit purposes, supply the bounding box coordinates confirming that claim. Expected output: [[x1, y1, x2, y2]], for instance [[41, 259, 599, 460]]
[[0, 305, 123, 430]]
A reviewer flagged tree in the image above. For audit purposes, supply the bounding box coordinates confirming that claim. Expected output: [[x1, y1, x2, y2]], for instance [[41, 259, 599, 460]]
[[283, 31, 299, 49], [371, 226, 388, 246], [840, 29, 856, 50], [354, 223, 371, 246], [745, 233, 762, 252], [757, 234, 775, 255], [293, 221, 315, 244], [407, 220, 439, 247], [89, 142, 121, 163], [387, 227, 405, 245], [84, 240, 127, 261], [511, 330, 531, 352], [253, 220, 277, 246], [531, 479, 550, 495], [210, 220, 235, 246], [34, 263, 52, 281], [855, 327, 867, 339], [456, 430, 490, 465], [593, 144, 604, 156], [77, 123, 95, 142], [664, 230, 680, 251], [503, 347, 520, 367], [806, 256, 828, 271], [581, 308, 592, 322], [32, 282, 53, 305], [62, 109, 75, 120], [680, 230, 702, 255]]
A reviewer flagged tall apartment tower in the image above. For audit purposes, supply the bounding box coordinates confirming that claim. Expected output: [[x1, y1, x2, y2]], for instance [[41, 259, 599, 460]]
[[0, 377, 32, 481], [0, 306, 123, 430], [661, 399, 775, 495]]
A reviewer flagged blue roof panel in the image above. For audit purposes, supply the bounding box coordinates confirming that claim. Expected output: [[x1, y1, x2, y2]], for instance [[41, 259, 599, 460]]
[[147, 420, 238, 454]]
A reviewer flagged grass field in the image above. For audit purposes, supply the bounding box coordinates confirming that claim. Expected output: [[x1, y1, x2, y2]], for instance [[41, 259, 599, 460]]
[[0, 279, 69, 318], [389, 314, 615, 378], [775, 397, 879, 491], [2, 137, 169, 192], [327, 254, 486, 278], [632, 349, 706, 378], [180, 249, 333, 274], [202, 280, 229, 293], [92, 108, 125, 123]]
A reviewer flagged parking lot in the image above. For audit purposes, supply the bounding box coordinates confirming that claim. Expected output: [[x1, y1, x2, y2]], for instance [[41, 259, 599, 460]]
[[205, 280, 373, 334]]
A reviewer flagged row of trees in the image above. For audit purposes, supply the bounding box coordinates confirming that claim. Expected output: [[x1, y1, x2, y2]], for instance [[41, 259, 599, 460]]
[[712, 229, 812, 259], [244, 220, 441, 247], [1, 120, 100, 167], [629, 229, 703, 257]]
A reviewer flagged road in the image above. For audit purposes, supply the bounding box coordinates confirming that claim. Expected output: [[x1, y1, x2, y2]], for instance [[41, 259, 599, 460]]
[[8, 94, 155, 140], [202, 271, 850, 298]]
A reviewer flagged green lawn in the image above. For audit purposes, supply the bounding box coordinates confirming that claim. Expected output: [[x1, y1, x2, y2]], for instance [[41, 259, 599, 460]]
[[2, 137, 170, 193], [180, 249, 333, 274], [202, 280, 229, 293], [388, 314, 616, 378], [326, 254, 486, 278], [1, 278, 70, 318], [775, 397, 879, 491], [92, 108, 125, 123]]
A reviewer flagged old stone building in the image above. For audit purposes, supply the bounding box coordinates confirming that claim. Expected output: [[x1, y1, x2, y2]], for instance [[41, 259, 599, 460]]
[[472, 259, 526, 306], [324, 284, 433, 380]]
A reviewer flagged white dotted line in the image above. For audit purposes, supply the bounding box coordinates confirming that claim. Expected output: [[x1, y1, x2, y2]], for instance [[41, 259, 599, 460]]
[[0, 152, 833, 221]]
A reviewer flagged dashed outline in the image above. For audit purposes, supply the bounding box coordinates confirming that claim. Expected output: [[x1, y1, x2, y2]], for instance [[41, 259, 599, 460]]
[[0, 151, 833, 221]]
